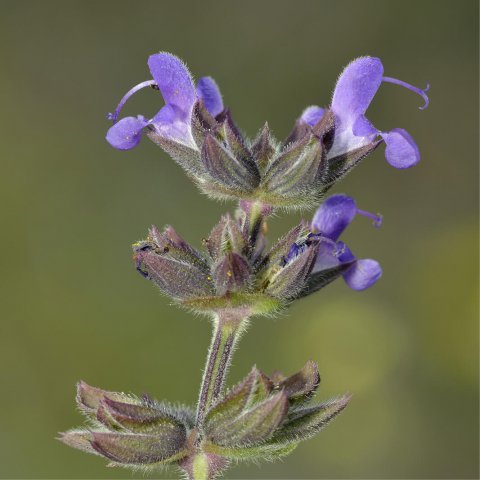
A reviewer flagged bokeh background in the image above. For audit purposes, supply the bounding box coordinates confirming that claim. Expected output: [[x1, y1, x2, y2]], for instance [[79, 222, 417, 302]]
[[0, 0, 478, 478]]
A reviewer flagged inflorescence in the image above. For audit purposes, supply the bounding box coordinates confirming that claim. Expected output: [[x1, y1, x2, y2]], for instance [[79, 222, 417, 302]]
[[60, 52, 428, 479]]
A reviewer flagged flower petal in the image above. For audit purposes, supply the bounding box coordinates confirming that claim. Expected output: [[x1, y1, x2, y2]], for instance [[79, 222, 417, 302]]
[[311, 194, 357, 241], [301, 106, 325, 127], [196, 76, 224, 117], [331, 57, 384, 130], [312, 241, 340, 272], [352, 114, 377, 137], [343, 258, 382, 290], [337, 241, 355, 263], [147, 53, 195, 115], [381, 128, 420, 168], [151, 104, 194, 146], [105, 116, 148, 150]]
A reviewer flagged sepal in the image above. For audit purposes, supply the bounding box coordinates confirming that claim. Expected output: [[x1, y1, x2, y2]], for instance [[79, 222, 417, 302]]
[[200, 134, 260, 198], [145, 127, 202, 176], [204, 440, 298, 461], [91, 431, 187, 464], [133, 227, 214, 300], [207, 391, 288, 447], [273, 360, 320, 405], [255, 221, 309, 273], [191, 100, 219, 148], [283, 119, 311, 147], [58, 429, 98, 456], [218, 111, 257, 180], [325, 140, 382, 187], [271, 395, 351, 443], [201, 360, 348, 465], [76, 381, 137, 418], [264, 136, 325, 194], [148, 224, 208, 268], [60, 383, 192, 469], [212, 252, 250, 295], [298, 261, 355, 298], [311, 109, 336, 151], [251, 123, 277, 171], [204, 367, 267, 431], [264, 242, 318, 299], [134, 244, 214, 300], [96, 396, 186, 434]]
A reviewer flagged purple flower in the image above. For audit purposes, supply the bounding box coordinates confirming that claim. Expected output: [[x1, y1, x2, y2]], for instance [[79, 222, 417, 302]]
[[106, 53, 223, 150], [310, 194, 382, 291], [300, 57, 429, 169]]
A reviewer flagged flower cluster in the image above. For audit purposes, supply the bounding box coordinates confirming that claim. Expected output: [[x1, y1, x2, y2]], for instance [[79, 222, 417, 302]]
[[61, 362, 348, 478], [61, 52, 427, 479], [106, 53, 428, 209], [132, 193, 382, 317]]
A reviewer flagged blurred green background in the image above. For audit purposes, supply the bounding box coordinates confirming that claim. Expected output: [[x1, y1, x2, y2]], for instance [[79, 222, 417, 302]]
[[0, 0, 478, 478]]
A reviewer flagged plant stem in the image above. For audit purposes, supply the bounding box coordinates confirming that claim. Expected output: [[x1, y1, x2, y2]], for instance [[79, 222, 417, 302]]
[[195, 309, 249, 426]]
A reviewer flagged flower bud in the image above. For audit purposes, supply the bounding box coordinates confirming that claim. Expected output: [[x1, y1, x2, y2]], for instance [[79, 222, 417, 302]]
[[272, 360, 320, 405], [264, 242, 318, 300], [190, 100, 219, 148], [134, 244, 214, 300], [208, 391, 288, 447], [200, 134, 260, 198], [213, 252, 250, 296], [251, 123, 277, 170], [60, 382, 192, 468], [202, 361, 349, 461]]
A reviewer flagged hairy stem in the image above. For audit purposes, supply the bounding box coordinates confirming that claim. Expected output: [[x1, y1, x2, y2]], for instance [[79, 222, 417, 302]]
[[195, 310, 249, 426]]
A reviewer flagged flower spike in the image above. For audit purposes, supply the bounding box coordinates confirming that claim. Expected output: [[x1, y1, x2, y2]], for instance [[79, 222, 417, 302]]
[[70, 53, 428, 477]]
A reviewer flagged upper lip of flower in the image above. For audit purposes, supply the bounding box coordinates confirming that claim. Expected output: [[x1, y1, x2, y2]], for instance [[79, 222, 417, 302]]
[[105, 52, 224, 151], [299, 56, 429, 169]]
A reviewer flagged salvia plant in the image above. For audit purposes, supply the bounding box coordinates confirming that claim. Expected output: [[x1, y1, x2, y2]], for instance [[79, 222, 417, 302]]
[[59, 53, 428, 479]]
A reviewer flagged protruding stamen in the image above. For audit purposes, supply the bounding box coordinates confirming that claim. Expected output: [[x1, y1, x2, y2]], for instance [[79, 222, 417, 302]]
[[382, 76, 430, 110], [107, 80, 158, 124], [357, 209, 383, 228]]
